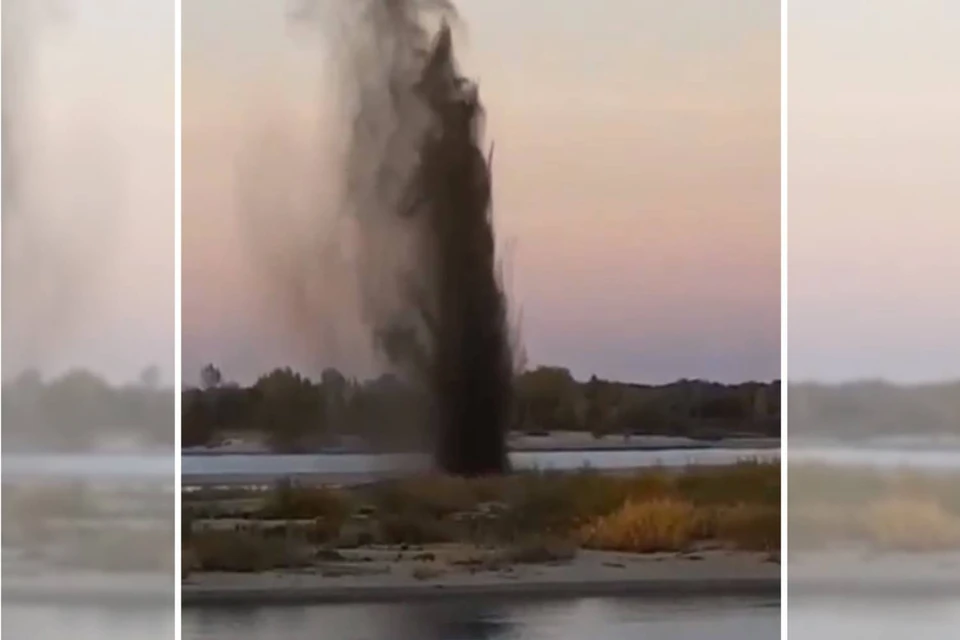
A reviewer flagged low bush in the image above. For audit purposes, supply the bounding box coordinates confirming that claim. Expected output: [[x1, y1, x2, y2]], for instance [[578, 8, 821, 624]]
[[189, 530, 313, 572]]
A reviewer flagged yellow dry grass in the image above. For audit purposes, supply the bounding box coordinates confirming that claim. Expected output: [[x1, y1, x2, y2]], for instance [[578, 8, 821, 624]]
[[580, 498, 780, 553], [579, 499, 702, 553], [709, 503, 780, 551], [860, 496, 960, 551]]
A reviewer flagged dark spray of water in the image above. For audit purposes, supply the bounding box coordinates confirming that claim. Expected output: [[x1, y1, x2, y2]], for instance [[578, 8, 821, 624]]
[[328, 0, 513, 475]]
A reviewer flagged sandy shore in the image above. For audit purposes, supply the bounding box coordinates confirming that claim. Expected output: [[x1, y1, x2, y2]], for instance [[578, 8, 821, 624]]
[[182, 549, 779, 606], [2, 570, 174, 606], [790, 550, 960, 598]]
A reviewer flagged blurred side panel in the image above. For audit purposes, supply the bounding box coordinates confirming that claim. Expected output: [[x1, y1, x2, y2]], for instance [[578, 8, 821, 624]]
[[789, 0, 960, 635], [2, 0, 175, 637]]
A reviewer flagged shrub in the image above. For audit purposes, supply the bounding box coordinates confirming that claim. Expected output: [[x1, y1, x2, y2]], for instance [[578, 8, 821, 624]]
[[860, 497, 960, 551], [189, 530, 313, 572], [258, 480, 352, 522], [676, 461, 779, 506], [377, 513, 461, 545], [580, 499, 702, 553], [366, 475, 502, 519], [709, 504, 780, 551]]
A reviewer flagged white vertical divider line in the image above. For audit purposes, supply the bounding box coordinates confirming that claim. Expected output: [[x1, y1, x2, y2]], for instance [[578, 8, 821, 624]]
[[780, 0, 789, 636], [0, 2, 5, 473], [174, 0, 183, 634]]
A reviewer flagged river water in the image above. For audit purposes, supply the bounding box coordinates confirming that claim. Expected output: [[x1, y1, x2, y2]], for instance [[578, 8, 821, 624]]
[[181, 447, 777, 480], [790, 443, 960, 470], [182, 597, 779, 640], [10, 586, 960, 639], [2, 447, 777, 483], [16, 439, 960, 485], [3, 603, 174, 640], [13, 440, 960, 482], [789, 597, 960, 639]]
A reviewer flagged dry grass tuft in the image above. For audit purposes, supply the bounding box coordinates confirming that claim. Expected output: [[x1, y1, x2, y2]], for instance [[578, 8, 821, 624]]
[[579, 499, 702, 553], [790, 463, 960, 552], [860, 496, 960, 551], [709, 503, 780, 551]]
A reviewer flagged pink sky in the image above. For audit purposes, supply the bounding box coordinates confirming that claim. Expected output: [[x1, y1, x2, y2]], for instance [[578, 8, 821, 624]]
[[183, 0, 779, 384], [3, 0, 174, 383], [790, 0, 960, 382]]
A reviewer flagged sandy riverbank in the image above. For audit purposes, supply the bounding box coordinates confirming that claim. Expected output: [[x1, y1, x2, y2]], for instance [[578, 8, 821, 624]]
[[2, 569, 174, 606], [182, 548, 779, 606], [790, 549, 960, 598]]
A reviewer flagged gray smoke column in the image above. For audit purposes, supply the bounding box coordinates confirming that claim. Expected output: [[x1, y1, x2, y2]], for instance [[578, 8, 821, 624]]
[[327, 0, 513, 475]]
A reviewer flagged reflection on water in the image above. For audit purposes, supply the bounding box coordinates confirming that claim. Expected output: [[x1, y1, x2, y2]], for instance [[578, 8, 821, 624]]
[[183, 597, 779, 640], [790, 598, 960, 639], [3, 604, 174, 640]]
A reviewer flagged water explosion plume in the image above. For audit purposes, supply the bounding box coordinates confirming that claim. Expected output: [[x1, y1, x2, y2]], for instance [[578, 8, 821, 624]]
[[329, 0, 513, 475]]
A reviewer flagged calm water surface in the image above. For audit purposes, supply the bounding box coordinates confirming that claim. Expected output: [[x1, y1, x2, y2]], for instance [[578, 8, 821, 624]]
[[11, 438, 960, 481], [790, 598, 960, 639], [3, 604, 174, 640], [181, 448, 777, 478], [3, 448, 778, 481], [182, 597, 779, 640], [790, 444, 960, 470]]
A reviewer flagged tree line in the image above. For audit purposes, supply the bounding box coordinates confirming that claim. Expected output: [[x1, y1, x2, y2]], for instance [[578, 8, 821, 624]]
[[17, 368, 956, 451], [790, 380, 960, 439], [183, 364, 780, 452], [2, 367, 173, 452]]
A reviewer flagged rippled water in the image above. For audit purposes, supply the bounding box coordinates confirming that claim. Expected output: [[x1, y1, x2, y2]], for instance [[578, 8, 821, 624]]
[[182, 597, 779, 640]]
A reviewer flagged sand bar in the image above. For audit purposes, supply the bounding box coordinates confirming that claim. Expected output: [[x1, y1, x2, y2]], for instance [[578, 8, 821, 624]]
[[790, 550, 960, 599], [2, 570, 174, 606], [182, 550, 779, 606]]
